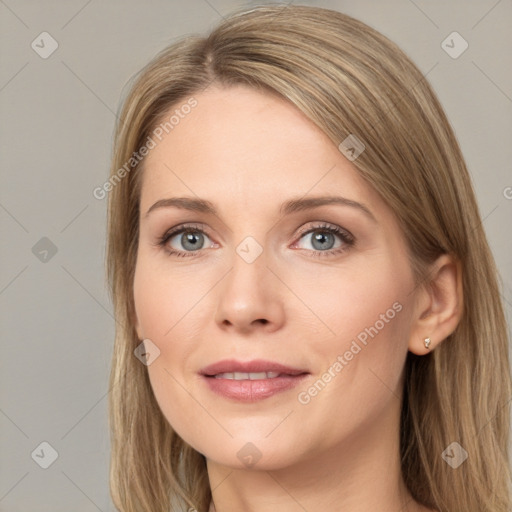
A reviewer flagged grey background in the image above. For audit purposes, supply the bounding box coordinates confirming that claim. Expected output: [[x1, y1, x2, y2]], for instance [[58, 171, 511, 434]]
[[1, 0, 511, 510]]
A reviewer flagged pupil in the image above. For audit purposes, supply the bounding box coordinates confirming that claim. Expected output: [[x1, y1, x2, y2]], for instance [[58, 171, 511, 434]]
[[183, 231, 202, 250], [313, 231, 334, 250]]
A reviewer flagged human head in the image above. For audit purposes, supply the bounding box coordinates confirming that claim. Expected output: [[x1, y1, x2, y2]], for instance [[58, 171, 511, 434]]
[[106, 5, 511, 512]]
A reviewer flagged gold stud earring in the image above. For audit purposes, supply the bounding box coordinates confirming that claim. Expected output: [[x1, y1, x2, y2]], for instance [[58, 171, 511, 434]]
[[424, 337, 431, 349]]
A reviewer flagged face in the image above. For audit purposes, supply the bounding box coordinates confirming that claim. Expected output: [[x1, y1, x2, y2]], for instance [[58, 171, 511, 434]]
[[133, 84, 418, 470]]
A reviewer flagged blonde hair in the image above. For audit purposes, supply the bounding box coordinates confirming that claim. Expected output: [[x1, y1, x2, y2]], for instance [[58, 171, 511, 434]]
[[106, 5, 511, 511]]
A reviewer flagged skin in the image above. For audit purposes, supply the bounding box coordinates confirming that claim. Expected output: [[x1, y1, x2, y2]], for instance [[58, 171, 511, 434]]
[[133, 85, 462, 512]]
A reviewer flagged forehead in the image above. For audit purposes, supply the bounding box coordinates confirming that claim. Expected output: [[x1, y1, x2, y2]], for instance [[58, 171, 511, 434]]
[[139, 85, 385, 218]]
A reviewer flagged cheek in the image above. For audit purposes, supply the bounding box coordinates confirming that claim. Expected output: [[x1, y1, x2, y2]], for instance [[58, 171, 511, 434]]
[[288, 257, 409, 350], [133, 254, 208, 340], [132, 256, 217, 441], [292, 259, 411, 407]]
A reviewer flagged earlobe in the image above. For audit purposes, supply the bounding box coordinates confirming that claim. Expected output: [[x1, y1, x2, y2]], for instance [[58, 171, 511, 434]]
[[408, 254, 463, 355]]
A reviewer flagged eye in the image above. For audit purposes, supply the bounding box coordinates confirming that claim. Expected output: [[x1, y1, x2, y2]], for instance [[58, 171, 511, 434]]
[[157, 223, 214, 258], [156, 222, 355, 259], [293, 223, 355, 258]]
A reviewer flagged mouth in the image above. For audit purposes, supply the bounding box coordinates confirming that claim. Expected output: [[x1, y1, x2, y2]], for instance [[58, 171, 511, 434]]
[[199, 359, 310, 402], [211, 371, 287, 380], [200, 358, 308, 377]]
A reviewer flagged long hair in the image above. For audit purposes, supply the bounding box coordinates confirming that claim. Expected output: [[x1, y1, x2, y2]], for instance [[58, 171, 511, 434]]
[[106, 5, 511, 511]]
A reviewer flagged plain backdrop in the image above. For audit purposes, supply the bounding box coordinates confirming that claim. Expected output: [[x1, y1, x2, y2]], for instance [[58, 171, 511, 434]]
[[1, 0, 511, 510]]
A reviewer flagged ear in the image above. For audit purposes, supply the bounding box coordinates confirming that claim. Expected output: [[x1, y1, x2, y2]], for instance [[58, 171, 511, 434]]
[[408, 253, 463, 355]]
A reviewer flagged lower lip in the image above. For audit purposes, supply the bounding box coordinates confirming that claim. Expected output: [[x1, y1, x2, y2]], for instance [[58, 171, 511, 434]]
[[202, 374, 308, 402]]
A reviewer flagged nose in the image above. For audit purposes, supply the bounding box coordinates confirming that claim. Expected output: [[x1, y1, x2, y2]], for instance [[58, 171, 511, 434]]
[[214, 242, 285, 334]]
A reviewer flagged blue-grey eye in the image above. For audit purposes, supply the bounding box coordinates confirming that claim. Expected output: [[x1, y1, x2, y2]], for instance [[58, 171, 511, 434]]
[[298, 229, 342, 251], [169, 230, 211, 252]]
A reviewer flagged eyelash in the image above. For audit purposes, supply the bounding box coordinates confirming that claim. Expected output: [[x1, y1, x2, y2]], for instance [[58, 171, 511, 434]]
[[155, 222, 355, 259]]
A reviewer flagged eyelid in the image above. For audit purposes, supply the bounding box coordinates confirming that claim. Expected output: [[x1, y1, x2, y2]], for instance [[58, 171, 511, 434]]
[[294, 222, 354, 244], [160, 222, 211, 241]]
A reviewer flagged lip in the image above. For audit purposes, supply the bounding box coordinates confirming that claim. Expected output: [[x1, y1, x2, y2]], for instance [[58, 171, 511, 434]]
[[199, 359, 308, 377], [199, 359, 310, 403]]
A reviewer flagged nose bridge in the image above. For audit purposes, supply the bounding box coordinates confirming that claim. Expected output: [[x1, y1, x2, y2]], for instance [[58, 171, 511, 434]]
[[235, 234, 266, 267], [228, 234, 270, 300], [214, 233, 285, 331]]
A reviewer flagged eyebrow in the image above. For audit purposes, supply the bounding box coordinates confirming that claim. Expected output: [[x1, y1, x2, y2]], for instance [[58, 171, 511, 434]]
[[144, 195, 377, 222]]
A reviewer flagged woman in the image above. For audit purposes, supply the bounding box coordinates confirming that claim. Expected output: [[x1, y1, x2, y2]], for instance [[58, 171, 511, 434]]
[[106, 5, 511, 511]]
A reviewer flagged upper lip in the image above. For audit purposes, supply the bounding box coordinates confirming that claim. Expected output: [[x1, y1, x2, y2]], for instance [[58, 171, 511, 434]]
[[200, 359, 309, 377]]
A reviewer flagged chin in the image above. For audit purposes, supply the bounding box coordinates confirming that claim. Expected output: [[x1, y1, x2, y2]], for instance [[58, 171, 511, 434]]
[[198, 435, 306, 472]]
